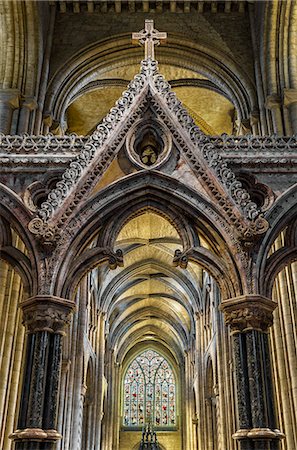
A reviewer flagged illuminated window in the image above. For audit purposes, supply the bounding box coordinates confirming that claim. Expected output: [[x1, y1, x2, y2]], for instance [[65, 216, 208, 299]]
[[123, 349, 176, 427]]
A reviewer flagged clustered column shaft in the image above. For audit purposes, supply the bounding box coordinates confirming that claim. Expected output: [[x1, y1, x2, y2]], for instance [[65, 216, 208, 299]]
[[221, 295, 285, 450], [10, 295, 75, 450], [0, 89, 20, 134]]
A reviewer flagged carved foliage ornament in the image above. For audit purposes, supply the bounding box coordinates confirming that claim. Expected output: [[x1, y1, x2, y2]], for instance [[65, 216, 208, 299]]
[[220, 295, 277, 333], [224, 306, 273, 333], [21, 295, 75, 335], [150, 69, 261, 222], [35, 63, 151, 224], [27, 58, 267, 244]]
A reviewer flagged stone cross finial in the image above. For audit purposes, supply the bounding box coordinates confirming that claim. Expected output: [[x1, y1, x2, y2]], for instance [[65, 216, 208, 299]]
[[132, 19, 167, 60]]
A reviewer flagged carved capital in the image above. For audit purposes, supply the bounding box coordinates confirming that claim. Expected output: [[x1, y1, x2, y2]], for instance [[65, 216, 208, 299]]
[[239, 216, 269, 248], [249, 111, 260, 126], [220, 295, 277, 333], [9, 428, 62, 442], [0, 89, 20, 109], [108, 248, 124, 269], [232, 427, 285, 441], [50, 119, 67, 136], [43, 113, 53, 127], [62, 358, 71, 373], [173, 248, 189, 269], [265, 93, 281, 110], [20, 295, 75, 335], [283, 88, 297, 107], [28, 217, 57, 245], [21, 96, 38, 111]]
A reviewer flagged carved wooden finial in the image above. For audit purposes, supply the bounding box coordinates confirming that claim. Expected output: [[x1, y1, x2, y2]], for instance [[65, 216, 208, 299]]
[[132, 19, 167, 60]]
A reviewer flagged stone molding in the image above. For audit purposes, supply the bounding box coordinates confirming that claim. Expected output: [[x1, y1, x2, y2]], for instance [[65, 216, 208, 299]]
[[0, 133, 85, 154], [20, 295, 75, 335], [51, 0, 247, 14], [21, 96, 38, 111], [210, 133, 297, 151], [25, 58, 268, 246], [233, 427, 285, 441], [283, 88, 297, 107], [9, 427, 62, 442], [249, 111, 260, 126], [220, 294, 277, 333], [2, 134, 297, 158], [0, 89, 20, 109], [265, 93, 281, 110]]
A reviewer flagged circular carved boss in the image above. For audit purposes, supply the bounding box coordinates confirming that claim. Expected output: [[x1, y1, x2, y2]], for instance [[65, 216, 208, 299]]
[[125, 118, 172, 170]]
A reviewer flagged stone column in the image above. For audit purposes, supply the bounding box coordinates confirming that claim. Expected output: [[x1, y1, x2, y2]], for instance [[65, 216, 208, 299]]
[[250, 111, 260, 136], [42, 114, 53, 135], [94, 311, 106, 449], [10, 295, 75, 450], [283, 88, 297, 135], [220, 295, 285, 450], [236, 118, 252, 136], [0, 89, 20, 134], [56, 359, 70, 450], [17, 97, 38, 134], [265, 94, 284, 135]]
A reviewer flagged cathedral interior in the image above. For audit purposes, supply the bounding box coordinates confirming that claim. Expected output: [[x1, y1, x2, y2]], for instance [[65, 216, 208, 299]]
[[1, 1, 297, 450]]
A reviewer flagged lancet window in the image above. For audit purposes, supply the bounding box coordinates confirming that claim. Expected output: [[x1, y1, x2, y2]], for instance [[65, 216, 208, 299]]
[[123, 349, 176, 428]]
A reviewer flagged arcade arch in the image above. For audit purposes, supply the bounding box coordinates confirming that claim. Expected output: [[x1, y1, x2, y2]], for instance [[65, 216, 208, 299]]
[[56, 201, 237, 450]]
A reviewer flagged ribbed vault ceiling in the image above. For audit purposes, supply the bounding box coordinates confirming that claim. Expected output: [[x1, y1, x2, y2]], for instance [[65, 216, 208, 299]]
[[91, 212, 209, 363]]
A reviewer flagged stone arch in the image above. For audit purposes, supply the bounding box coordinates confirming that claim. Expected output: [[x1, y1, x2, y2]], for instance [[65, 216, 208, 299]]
[[121, 345, 179, 428], [257, 184, 297, 298], [54, 172, 243, 300], [103, 260, 199, 321], [0, 186, 32, 449], [98, 203, 199, 251], [45, 34, 256, 128], [0, 183, 38, 295], [117, 324, 185, 369]]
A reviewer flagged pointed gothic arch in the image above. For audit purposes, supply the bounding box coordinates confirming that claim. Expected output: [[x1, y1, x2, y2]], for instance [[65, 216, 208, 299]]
[[122, 348, 177, 429], [0, 184, 38, 295], [53, 171, 244, 301], [45, 34, 256, 129], [256, 183, 297, 297], [1, 8, 297, 450]]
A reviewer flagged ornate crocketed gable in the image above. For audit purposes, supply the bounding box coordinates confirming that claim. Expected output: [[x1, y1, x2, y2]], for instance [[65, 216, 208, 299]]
[[28, 50, 268, 245]]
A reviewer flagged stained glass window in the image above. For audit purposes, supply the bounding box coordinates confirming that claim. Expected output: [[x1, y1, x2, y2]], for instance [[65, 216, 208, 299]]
[[123, 349, 176, 427]]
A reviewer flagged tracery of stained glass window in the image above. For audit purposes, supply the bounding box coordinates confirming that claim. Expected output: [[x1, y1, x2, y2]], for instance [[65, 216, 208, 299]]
[[123, 349, 176, 427]]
